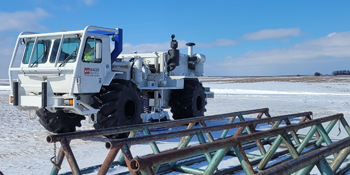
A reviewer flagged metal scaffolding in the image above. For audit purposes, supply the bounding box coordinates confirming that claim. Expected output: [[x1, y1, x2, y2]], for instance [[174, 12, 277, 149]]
[[46, 108, 350, 175]]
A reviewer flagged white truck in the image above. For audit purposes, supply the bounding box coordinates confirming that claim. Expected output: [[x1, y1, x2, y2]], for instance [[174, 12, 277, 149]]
[[8, 26, 213, 136]]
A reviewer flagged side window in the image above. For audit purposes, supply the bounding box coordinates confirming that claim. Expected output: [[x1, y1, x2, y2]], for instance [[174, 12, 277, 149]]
[[82, 38, 102, 63]]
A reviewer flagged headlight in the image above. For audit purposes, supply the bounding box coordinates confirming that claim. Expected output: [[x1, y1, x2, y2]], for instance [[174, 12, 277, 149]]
[[64, 99, 74, 106]]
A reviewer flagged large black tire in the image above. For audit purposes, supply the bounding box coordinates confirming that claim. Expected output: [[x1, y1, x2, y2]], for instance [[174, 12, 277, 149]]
[[36, 108, 85, 133], [170, 80, 207, 120], [92, 80, 143, 138]]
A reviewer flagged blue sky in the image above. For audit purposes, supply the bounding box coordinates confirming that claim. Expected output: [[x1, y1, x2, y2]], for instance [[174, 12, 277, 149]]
[[1, 0, 350, 78]]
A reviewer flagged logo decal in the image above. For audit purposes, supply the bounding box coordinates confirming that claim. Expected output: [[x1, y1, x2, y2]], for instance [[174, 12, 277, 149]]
[[84, 68, 90, 74], [84, 68, 100, 77]]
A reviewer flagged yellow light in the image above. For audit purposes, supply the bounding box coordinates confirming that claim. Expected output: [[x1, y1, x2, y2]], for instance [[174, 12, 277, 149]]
[[10, 96, 13, 103], [61, 30, 66, 32], [69, 99, 74, 105]]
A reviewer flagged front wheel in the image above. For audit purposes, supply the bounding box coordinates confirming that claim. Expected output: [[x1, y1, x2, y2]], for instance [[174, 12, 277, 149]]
[[170, 80, 207, 120], [92, 80, 143, 138], [36, 108, 85, 133]]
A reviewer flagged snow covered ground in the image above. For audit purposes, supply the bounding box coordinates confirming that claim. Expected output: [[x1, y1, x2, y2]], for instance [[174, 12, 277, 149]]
[[1, 76, 350, 175]]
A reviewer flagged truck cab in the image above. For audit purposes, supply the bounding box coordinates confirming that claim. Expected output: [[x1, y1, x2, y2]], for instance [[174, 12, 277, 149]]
[[9, 26, 122, 115]]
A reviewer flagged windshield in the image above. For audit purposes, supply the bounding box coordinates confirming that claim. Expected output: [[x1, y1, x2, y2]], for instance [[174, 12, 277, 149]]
[[22, 40, 51, 64], [50, 38, 80, 63]]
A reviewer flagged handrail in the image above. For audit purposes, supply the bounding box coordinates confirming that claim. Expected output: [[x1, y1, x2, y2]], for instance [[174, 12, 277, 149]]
[[83, 25, 119, 34]]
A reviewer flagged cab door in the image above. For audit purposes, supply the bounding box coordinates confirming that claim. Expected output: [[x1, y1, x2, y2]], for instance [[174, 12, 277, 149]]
[[80, 37, 106, 93]]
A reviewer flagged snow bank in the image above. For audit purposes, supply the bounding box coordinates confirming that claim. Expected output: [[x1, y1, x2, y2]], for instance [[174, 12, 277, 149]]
[[0, 86, 10, 91], [2, 79, 350, 175], [212, 88, 350, 96]]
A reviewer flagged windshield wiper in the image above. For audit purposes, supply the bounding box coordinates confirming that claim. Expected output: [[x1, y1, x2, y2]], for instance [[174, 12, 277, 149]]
[[30, 51, 47, 67], [58, 48, 78, 67]]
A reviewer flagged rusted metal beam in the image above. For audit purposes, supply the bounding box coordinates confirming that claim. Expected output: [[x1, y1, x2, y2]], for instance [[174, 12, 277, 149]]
[[116, 130, 137, 166], [120, 143, 139, 175], [50, 145, 65, 175], [256, 136, 350, 175], [232, 143, 255, 175], [60, 138, 81, 175], [97, 148, 120, 175]]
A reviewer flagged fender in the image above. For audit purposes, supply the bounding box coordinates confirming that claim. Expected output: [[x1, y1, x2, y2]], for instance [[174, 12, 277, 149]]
[[102, 71, 122, 86]]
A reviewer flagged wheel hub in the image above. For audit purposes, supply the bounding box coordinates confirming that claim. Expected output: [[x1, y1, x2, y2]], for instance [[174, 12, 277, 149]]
[[125, 99, 136, 119], [196, 96, 202, 111]]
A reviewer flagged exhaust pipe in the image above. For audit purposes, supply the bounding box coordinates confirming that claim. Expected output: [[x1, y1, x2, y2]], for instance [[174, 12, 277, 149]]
[[186, 42, 195, 56]]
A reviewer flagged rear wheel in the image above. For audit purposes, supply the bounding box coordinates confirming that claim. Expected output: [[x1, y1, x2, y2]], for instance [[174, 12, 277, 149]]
[[170, 80, 207, 120], [36, 108, 85, 133], [92, 80, 143, 138]]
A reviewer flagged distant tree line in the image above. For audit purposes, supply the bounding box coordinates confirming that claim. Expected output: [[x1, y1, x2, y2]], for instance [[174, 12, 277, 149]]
[[332, 70, 350, 75], [314, 72, 321, 76]]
